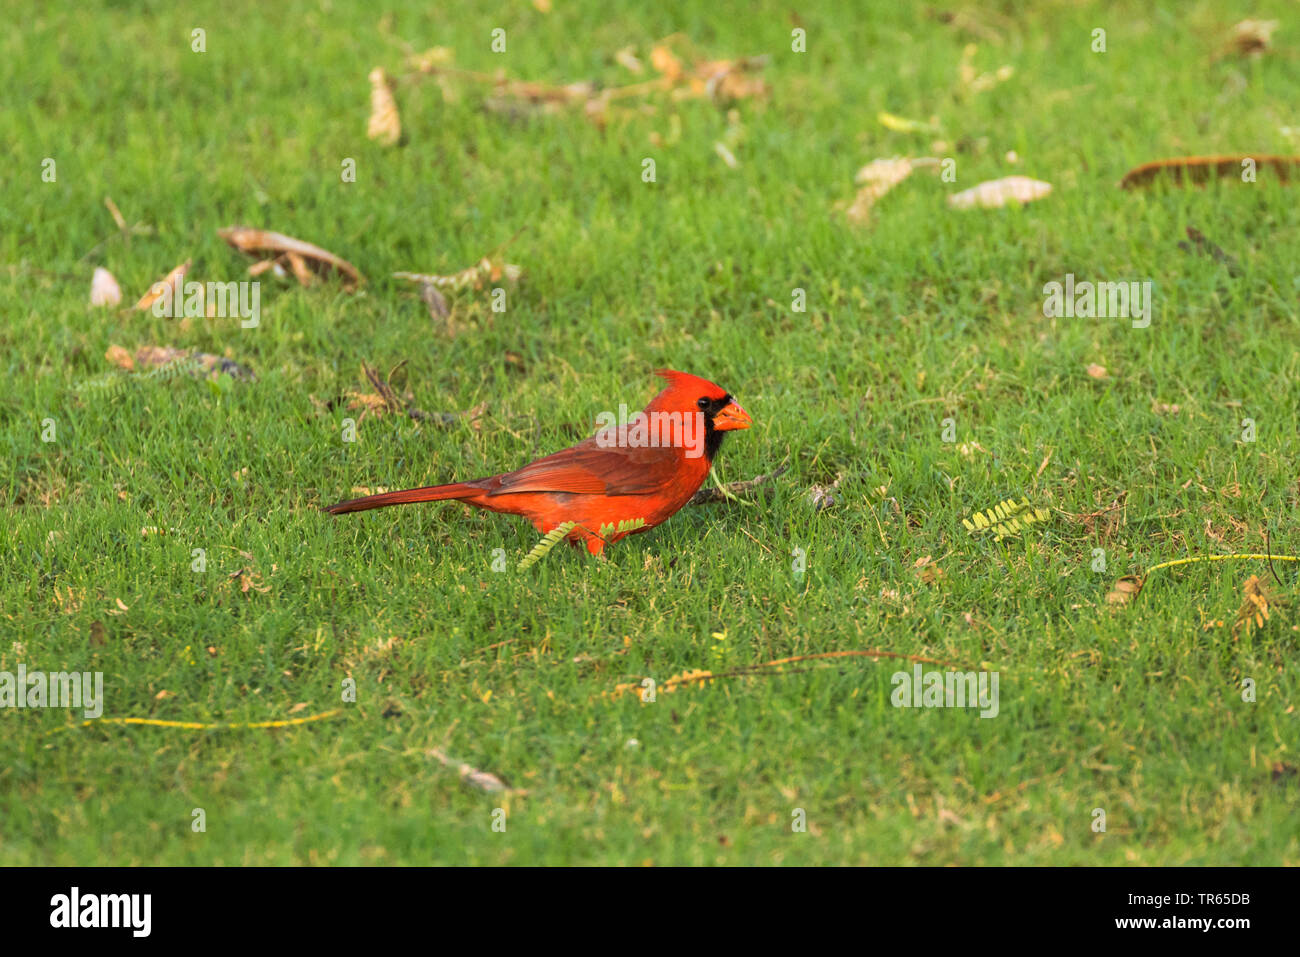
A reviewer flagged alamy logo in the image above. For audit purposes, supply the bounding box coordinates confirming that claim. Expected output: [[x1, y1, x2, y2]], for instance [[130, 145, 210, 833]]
[[890, 665, 999, 718], [49, 888, 151, 937], [0, 665, 103, 718], [1042, 273, 1152, 328], [151, 279, 260, 328], [594, 405, 706, 459]]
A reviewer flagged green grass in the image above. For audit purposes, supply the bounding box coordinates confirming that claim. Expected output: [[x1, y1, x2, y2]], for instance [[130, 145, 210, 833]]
[[3, 0, 1299, 865]]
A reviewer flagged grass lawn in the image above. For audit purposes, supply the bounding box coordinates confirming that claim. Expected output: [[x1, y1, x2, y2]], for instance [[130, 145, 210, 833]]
[[2, 0, 1298, 865]]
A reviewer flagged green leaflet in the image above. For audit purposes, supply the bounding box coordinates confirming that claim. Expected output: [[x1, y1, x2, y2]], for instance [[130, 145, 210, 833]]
[[516, 517, 648, 570], [597, 517, 647, 539], [962, 497, 1051, 541], [516, 521, 577, 570]]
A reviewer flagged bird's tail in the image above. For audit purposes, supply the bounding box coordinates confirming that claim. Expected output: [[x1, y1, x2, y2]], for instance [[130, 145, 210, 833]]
[[324, 482, 481, 515]]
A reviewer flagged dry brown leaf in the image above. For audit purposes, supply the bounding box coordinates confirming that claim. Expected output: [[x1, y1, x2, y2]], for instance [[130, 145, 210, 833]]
[[218, 227, 364, 287], [109, 344, 255, 381], [285, 251, 315, 287], [133, 261, 190, 311], [90, 267, 122, 307], [1106, 576, 1142, 605], [913, 554, 944, 584], [419, 282, 450, 320], [105, 344, 135, 371], [614, 46, 643, 73], [948, 176, 1052, 209], [366, 67, 402, 146], [1232, 575, 1281, 639], [1086, 363, 1107, 379], [650, 45, 684, 82], [103, 196, 127, 231], [1119, 155, 1300, 189], [427, 748, 520, 794], [845, 157, 926, 225], [1230, 19, 1278, 56], [692, 58, 769, 102], [411, 41, 763, 120], [393, 258, 521, 292]]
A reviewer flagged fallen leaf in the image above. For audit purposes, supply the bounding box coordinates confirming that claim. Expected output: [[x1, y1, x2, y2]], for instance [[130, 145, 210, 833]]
[[427, 748, 520, 794], [420, 282, 450, 319], [1232, 574, 1282, 639], [614, 46, 643, 73], [285, 251, 315, 287], [913, 555, 943, 584], [1230, 19, 1278, 57], [948, 176, 1052, 209], [1106, 576, 1142, 605], [119, 345, 256, 381], [103, 196, 127, 231], [90, 267, 122, 307], [154, 689, 174, 700], [218, 227, 364, 287], [366, 67, 402, 146], [394, 258, 522, 292], [1119, 155, 1299, 189], [1086, 363, 1107, 379], [105, 344, 135, 371], [806, 473, 843, 510], [844, 157, 931, 225], [247, 258, 279, 277], [650, 45, 684, 82], [133, 261, 190, 311]]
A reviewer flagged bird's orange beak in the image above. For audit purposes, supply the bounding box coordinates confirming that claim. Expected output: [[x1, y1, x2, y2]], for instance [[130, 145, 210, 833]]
[[712, 400, 752, 431]]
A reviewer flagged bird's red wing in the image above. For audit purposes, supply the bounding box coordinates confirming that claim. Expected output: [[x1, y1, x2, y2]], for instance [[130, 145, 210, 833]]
[[488, 439, 681, 496]]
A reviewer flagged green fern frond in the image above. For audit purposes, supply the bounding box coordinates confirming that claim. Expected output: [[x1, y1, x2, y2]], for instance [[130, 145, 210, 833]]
[[517, 521, 577, 570], [962, 496, 1052, 542]]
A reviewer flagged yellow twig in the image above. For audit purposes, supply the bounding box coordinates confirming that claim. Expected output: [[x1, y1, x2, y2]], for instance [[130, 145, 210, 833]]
[[45, 709, 343, 735], [1144, 554, 1300, 577]]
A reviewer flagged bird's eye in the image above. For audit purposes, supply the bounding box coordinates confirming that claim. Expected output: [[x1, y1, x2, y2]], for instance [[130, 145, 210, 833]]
[[696, 396, 710, 410]]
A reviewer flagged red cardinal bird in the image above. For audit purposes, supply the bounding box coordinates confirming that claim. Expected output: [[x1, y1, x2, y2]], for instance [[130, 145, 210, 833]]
[[326, 370, 751, 555]]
